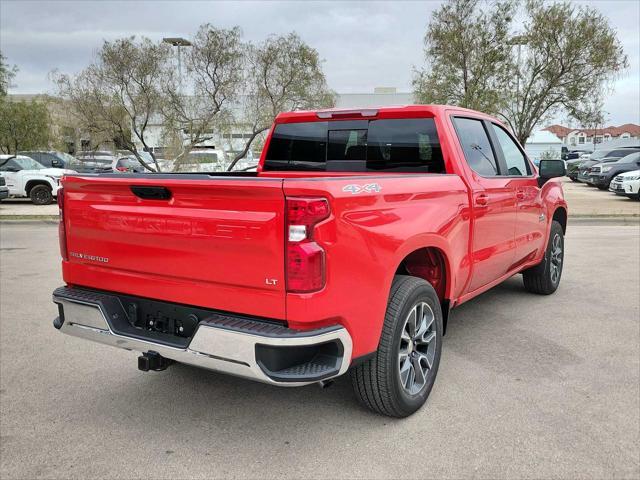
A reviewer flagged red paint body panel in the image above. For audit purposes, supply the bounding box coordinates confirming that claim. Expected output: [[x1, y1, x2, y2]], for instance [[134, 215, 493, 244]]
[[58, 105, 567, 361], [62, 175, 287, 319]]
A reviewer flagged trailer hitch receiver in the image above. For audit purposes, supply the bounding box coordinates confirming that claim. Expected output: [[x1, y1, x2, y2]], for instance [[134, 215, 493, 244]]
[[138, 351, 173, 372]]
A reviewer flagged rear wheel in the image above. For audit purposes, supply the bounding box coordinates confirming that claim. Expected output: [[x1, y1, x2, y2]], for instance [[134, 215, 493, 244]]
[[351, 275, 443, 417], [29, 184, 53, 205], [523, 220, 564, 295]]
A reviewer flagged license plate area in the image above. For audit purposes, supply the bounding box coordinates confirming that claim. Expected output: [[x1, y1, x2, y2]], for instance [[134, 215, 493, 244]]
[[70, 287, 222, 348], [122, 295, 205, 339]]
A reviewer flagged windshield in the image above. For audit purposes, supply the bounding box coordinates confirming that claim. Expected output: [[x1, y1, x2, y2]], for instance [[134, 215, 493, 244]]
[[117, 158, 139, 168], [56, 152, 76, 163], [617, 152, 640, 163], [11, 156, 45, 170]]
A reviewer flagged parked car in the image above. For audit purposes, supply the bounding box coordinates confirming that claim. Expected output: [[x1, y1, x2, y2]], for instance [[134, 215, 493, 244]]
[[566, 158, 584, 181], [18, 151, 76, 169], [173, 149, 227, 172], [0, 155, 76, 204], [562, 148, 589, 162], [0, 175, 9, 200], [111, 156, 147, 173], [588, 152, 640, 190], [52, 105, 567, 417], [69, 151, 117, 173], [610, 169, 640, 200], [577, 149, 640, 184]]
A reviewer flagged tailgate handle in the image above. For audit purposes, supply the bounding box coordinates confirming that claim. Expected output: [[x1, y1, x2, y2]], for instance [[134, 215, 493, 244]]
[[131, 186, 172, 200]]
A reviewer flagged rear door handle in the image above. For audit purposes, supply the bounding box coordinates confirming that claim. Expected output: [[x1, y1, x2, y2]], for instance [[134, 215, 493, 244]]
[[475, 193, 489, 207], [131, 185, 172, 200]]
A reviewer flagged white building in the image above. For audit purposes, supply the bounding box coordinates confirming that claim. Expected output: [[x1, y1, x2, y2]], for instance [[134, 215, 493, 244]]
[[525, 130, 564, 163], [544, 123, 640, 151]]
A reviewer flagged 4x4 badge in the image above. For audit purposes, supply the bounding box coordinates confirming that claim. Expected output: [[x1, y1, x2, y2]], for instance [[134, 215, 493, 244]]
[[342, 183, 382, 195]]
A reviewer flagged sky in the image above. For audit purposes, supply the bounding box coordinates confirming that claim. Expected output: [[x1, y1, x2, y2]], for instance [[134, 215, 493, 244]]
[[1, 0, 638, 126]]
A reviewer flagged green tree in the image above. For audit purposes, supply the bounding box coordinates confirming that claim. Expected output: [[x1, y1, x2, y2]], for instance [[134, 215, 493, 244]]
[[413, 0, 516, 115], [0, 51, 17, 98], [0, 100, 50, 153], [503, 0, 627, 145], [414, 0, 628, 145]]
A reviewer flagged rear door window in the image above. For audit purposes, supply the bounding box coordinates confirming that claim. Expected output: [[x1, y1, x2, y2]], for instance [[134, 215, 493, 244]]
[[452, 117, 499, 176]]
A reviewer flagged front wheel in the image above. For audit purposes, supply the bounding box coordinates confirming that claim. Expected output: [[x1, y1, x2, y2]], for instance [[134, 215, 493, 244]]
[[523, 220, 564, 295], [29, 185, 53, 205], [350, 275, 443, 417]]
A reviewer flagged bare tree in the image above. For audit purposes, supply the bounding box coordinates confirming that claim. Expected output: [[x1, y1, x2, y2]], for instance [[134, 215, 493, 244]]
[[226, 33, 336, 171], [55, 37, 170, 171], [164, 25, 245, 168]]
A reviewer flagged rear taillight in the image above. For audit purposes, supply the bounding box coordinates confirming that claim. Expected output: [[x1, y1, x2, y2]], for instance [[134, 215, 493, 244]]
[[58, 188, 68, 261], [285, 197, 330, 293], [116, 166, 128, 172]]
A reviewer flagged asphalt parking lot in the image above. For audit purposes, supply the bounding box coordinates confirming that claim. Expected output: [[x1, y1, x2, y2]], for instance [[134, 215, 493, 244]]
[[0, 222, 639, 479]]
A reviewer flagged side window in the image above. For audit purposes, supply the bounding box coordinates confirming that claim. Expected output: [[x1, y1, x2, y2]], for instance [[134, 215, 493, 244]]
[[452, 117, 499, 176], [264, 121, 328, 171], [491, 124, 530, 176], [367, 118, 445, 173], [0, 159, 20, 172]]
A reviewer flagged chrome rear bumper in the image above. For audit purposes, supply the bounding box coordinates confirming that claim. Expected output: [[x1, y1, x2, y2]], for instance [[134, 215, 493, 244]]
[[53, 287, 352, 386]]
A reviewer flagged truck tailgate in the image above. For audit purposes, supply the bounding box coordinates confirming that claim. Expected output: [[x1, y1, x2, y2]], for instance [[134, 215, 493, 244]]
[[61, 175, 286, 319]]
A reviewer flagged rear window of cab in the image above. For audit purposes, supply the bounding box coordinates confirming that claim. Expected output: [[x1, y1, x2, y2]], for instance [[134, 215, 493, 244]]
[[264, 118, 445, 173]]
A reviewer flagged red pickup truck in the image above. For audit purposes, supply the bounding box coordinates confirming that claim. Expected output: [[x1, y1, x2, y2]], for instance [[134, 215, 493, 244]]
[[52, 105, 567, 417]]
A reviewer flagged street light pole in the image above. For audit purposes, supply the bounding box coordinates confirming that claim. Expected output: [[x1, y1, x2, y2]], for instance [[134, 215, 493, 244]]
[[509, 35, 528, 122], [162, 37, 192, 81]]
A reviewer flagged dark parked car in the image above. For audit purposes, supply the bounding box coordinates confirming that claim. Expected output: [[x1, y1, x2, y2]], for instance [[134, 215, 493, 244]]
[[576, 148, 640, 184], [588, 152, 640, 190], [566, 158, 584, 180], [18, 151, 76, 169], [68, 151, 117, 173]]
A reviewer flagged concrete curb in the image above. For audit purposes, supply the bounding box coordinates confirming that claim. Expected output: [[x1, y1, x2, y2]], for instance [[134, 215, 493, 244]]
[[569, 216, 640, 226], [1, 215, 60, 223]]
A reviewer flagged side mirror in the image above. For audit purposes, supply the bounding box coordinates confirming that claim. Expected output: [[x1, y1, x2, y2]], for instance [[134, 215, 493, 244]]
[[538, 159, 566, 187]]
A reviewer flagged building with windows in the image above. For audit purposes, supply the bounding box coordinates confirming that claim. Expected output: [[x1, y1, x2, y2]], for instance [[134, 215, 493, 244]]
[[544, 123, 640, 149]]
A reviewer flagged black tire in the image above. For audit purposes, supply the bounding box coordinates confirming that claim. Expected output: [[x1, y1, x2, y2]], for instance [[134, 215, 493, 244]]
[[350, 275, 443, 417], [570, 177, 579, 182], [523, 220, 564, 295], [597, 184, 609, 190], [29, 184, 53, 205]]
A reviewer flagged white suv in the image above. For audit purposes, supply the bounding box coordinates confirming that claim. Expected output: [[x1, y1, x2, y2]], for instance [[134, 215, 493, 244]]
[[0, 155, 76, 205], [619, 169, 640, 200]]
